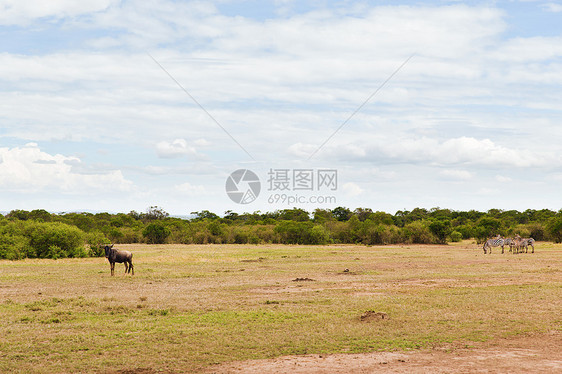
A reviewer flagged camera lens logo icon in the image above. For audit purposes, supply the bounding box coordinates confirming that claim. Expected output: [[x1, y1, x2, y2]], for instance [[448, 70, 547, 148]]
[[225, 169, 261, 204]]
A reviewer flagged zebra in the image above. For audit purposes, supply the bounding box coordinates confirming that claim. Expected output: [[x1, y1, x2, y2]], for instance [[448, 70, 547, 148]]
[[512, 235, 532, 254], [503, 238, 516, 253], [523, 238, 535, 253], [483, 235, 505, 254]]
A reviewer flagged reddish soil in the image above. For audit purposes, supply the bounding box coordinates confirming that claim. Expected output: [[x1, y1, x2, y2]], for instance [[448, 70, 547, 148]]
[[206, 331, 561, 374]]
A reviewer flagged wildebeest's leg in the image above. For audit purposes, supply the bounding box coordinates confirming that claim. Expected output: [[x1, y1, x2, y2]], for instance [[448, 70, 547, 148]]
[[110, 262, 115, 276], [129, 260, 134, 275], [124, 262, 129, 274]]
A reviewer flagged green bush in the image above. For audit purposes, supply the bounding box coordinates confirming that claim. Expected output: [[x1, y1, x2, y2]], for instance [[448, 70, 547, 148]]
[[274, 221, 330, 244], [429, 219, 452, 244], [362, 223, 402, 245], [0, 231, 31, 260], [474, 217, 503, 243], [449, 231, 463, 242], [47, 245, 65, 260], [25, 222, 86, 258], [143, 222, 171, 244], [524, 222, 546, 241], [308, 225, 331, 245], [86, 231, 110, 257], [254, 225, 277, 243], [402, 221, 435, 244], [547, 217, 562, 243]]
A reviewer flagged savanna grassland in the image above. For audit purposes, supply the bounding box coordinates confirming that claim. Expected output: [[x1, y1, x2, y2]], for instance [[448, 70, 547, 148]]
[[0, 242, 561, 373]]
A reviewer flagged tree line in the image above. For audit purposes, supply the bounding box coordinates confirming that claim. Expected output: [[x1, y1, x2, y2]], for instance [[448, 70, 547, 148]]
[[1, 206, 562, 260]]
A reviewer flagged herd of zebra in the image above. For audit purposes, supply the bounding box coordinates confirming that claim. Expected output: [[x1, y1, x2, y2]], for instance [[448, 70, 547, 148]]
[[482, 234, 535, 254]]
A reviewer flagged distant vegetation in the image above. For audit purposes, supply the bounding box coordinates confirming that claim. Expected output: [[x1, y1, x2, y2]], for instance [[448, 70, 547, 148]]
[[1, 205, 562, 259]]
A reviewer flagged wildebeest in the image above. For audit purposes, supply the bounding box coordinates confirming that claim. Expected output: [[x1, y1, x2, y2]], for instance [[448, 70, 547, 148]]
[[103, 244, 134, 276]]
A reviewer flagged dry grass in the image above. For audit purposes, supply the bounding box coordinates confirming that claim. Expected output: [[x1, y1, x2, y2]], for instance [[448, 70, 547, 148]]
[[0, 242, 561, 373]]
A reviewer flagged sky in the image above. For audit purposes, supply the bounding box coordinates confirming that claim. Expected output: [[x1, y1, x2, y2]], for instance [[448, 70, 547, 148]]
[[1, 0, 562, 216]]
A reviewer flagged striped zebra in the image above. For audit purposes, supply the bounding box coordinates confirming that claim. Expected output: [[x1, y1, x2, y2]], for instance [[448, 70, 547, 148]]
[[504, 238, 516, 253], [483, 235, 505, 254], [512, 235, 535, 254], [523, 238, 535, 253], [516, 238, 525, 254], [513, 235, 524, 254]]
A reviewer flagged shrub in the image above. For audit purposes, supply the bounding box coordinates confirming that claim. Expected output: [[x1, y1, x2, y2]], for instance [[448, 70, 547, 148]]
[[402, 221, 435, 244], [308, 225, 331, 245], [86, 231, 110, 257], [252, 225, 277, 244], [362, 223, 403, 245], [324, 221, 353, 243], [274, 221, 330, 244], [0, 232, 30, 260], [449, 231, 463, 242], [25, 222, 86, 258], [524, 223, 546, 241], [232, 227, 250, 244], [116, 227, 142, 244], [142, 222, 171, 244], [429, 219, 452, 244], [509, 225, 531, 239], [275, 221, 310, 244], [47, 245, 65, 260], [454, 224, 474, 239], [474, 217, 503, 243], [547, 217, 562, 243]]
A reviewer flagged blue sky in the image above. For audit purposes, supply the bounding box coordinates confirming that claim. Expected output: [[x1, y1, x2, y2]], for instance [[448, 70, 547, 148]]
[[1, 0, 562, 215]]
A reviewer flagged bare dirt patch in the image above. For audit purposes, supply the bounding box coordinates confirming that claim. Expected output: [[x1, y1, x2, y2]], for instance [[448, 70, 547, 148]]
[[207, 332, 562, 374], [115, 369, 159, 374], [292, 277, 315, 282], [360, 310, 389, 321]]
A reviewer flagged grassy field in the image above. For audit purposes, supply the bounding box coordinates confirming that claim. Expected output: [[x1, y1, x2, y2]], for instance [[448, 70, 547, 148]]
[[0, 242, 561, 373]]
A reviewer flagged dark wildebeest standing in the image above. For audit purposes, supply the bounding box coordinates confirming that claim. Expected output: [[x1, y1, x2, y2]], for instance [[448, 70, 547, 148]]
[[104, 244, 134, 276]]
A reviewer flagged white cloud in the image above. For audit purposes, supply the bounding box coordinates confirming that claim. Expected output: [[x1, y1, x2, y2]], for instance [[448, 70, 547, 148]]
[[477, 187, 500, 195], [495, 175, 513, 183], [0, 0, 116, 25], [155, 139, 206, 159], [0, 144, 133, 193], [493, 36, 562, 63], [174, 182, 210, 196], [193, 138, 211, 147], [302, 136, 552, 168], [342, 182, 364, 196], [375, 136, 550, 168], [440, 169, 473, 180], [542, 2, 562, 12], [288, 142, 366, 160]]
